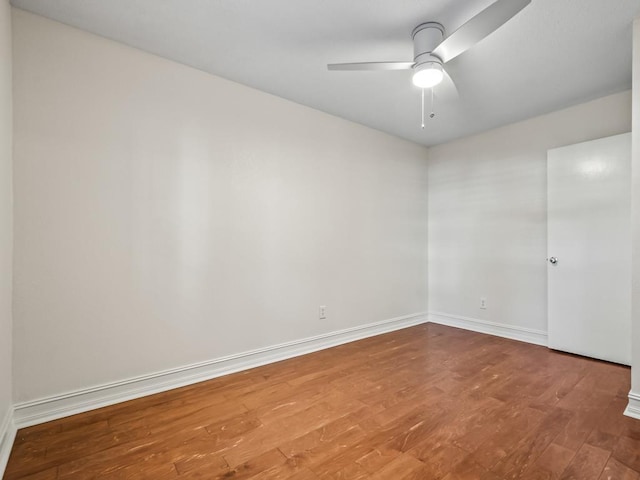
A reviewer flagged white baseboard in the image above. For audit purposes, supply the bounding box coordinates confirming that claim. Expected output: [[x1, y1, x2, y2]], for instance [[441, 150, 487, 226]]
[[0, 406, 17, 478], [13, 312, 428, 428], [428, 311, 548, 347], [625, 391, 640, 420]]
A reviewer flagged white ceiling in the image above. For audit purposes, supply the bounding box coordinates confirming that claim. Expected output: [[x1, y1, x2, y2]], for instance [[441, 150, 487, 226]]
[[10, 0, 640, 146]]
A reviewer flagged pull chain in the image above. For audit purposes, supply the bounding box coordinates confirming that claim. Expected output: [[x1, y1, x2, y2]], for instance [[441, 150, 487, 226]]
[[421, 88, 436, 130], [430, 88, 435, 119], [421, 88, 425, 129]]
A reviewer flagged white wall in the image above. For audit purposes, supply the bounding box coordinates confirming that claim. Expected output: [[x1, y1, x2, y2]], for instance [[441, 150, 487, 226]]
[[428, 91, 632, 336], [631, 18, 640, 411], [11, 10, 429, 404], [0, 0, 13, 451]]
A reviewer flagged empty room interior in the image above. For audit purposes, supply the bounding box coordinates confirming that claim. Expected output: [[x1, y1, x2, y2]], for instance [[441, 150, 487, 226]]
[[2, 0, 640, 478]]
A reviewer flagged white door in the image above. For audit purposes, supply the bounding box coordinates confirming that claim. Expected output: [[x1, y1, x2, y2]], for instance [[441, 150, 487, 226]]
[[547, 133, 631, 365]]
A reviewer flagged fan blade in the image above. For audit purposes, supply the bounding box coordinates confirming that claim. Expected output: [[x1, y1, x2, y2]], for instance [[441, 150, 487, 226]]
[[327, 61, 415, 71], [432, 0, 531, 63], [435, 69, 459, 101]]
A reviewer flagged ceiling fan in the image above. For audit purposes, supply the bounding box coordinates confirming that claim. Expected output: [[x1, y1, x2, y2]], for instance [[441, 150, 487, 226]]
[[328, 0, 531, 95]]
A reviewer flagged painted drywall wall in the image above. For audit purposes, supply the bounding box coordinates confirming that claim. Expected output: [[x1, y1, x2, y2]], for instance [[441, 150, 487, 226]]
[[631, 18, 640, 410], [0, 0, 13, 452], [11, 9, 429, 403], [428, 91, 632, 335]]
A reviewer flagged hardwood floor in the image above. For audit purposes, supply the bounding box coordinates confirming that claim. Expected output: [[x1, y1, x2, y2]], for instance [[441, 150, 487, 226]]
[[4, 323, 640, 479]]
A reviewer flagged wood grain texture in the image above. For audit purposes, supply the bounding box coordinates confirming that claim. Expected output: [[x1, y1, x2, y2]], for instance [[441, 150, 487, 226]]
[[4, 324, 639, 479]]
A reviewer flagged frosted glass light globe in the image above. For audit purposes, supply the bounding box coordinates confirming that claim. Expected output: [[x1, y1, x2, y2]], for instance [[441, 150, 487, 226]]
[[412, 62, 444, 88]]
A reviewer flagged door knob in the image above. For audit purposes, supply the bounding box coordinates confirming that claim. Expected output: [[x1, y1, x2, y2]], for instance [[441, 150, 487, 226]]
[[548, 257, 558, 264]]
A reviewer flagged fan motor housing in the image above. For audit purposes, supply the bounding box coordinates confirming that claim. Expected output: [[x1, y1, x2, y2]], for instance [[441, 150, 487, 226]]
[[412, 22, 444, 67]]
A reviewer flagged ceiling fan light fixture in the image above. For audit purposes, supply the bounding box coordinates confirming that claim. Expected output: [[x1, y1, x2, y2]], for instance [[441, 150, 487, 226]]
[[412, 61, 444, 89]]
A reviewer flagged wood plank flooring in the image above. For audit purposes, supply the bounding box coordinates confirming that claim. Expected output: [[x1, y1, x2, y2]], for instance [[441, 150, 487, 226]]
[[5, 324, 640, 479]]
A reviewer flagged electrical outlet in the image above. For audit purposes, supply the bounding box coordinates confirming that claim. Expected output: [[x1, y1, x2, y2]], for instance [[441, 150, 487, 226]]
[[319, 305, 327, 319], [480, 297, 487, 309]]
